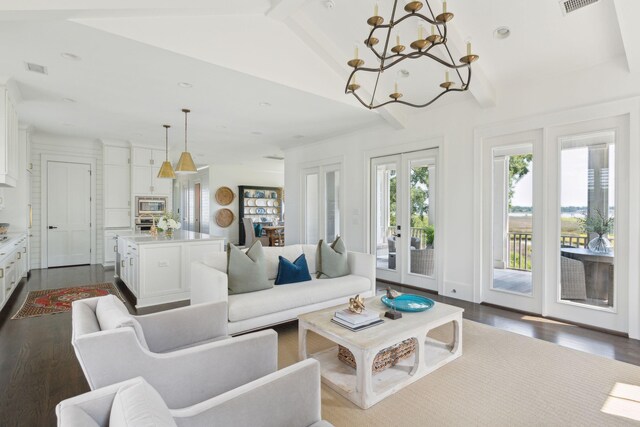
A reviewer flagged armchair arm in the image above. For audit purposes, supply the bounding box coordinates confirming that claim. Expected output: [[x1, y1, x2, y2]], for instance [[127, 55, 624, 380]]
[[190, 261, 228, 306], [135, 301, 228, 353], [172, 359, 323, 427], [348, 251, 376, 294], [57, 378, 143, 427], [73, 328, 278, 409]]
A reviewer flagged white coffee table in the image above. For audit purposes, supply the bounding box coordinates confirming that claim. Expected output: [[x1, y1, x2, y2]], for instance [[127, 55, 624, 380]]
[[298, 296, 463, 409]]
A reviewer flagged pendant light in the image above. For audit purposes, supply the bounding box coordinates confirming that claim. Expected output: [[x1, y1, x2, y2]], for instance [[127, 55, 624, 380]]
[[175, 108, 197, 174], [157, 124, 177, 179]]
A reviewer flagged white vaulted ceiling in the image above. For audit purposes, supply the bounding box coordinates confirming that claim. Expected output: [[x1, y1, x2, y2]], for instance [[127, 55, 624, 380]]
[[0, 0, 635, 166]]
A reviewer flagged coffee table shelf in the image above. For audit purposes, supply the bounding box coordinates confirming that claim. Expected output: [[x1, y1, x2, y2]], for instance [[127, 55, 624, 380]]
[[298, 296, 463, 409]]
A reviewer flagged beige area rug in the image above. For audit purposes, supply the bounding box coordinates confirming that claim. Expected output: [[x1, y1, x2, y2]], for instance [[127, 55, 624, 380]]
[[275, 320, 640, 426]]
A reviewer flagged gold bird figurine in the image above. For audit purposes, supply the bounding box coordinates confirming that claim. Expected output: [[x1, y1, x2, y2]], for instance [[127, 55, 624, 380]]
[[348, 294, 365, 314], [386, 287, 399, 299]]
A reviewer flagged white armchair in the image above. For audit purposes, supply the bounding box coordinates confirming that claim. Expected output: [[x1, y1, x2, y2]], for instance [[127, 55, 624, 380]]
[[71, 296, 279, 409], [57, 360, 333, 427]]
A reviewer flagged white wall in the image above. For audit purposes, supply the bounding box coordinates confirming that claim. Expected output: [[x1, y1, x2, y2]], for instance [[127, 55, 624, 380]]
[[209, 164, 284, 244], [284, 55, 640, 303], [30, 133, 104, 268]]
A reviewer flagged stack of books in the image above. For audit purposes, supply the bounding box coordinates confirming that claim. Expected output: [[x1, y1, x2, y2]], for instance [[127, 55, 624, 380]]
[[331, 308, 384, 331]]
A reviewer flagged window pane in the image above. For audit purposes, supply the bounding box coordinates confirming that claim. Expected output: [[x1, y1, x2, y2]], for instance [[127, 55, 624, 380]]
[[560, 133, 615, 307]]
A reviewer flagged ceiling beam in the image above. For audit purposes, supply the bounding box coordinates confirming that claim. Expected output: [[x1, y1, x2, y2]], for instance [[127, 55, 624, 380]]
[[266, 0, 309, 21], [281, 12, 408, 129], [613, 0, 640, 73]]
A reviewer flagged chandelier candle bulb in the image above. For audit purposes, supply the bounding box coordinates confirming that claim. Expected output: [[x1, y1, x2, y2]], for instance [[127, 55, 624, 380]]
[[467, 42, 471, 56], [446, 71, 449, 83], [374, 3, 378, 16], [355, 46, 359, 59], [443, 1, 447, 13], [432, 25, 435, 36], [397, 34, 400, 45]]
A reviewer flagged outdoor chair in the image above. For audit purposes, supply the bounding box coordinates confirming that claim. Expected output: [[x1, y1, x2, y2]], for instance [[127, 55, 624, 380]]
[[560, 256, 587, 300], [410, 248, 435, 276]]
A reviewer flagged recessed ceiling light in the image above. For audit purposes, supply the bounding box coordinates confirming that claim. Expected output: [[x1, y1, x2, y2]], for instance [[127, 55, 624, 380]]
[[324, 0, 335, 9], [493, 26, 511, 39], [397, 69, 410, 78], [61, 52, 81, 61], [62, 97, 76, 103], [258, 102, 272, 108], [251, 131, 263, 135], [178, 82, 193, 88]]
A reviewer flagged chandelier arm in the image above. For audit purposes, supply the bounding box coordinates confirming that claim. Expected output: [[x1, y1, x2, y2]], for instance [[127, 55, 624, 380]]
[[369, 0, 399, 106], [378, 51, 469, 72]]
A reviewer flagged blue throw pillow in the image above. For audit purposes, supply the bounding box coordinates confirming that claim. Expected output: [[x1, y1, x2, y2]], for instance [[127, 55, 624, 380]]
[[275, 254, 312, 285], [253, 223, 263, 237]]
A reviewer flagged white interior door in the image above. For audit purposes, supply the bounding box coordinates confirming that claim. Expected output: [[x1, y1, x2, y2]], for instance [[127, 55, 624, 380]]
[[47, 161, 91, 267], [482, 131, 543, 314], [371, 149, 439, 290]]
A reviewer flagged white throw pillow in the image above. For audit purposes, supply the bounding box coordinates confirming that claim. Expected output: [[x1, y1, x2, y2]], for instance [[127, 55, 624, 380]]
[[95, 295, 149, 350], [110, 378, 177, 427]]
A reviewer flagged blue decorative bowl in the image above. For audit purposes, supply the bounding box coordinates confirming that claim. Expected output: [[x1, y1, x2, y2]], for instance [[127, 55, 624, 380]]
[[381, 294, 435, 312]]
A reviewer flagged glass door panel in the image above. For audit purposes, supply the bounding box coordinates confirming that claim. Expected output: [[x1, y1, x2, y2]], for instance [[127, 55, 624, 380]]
[[559, 134, 615, 308], [404, 151, 438, 290], [482, 131, 543, 314], [372, 157, 400, 282], [492, 152, 534, 296], [304, 172, 319, 244], [325, 168, 341, 243]]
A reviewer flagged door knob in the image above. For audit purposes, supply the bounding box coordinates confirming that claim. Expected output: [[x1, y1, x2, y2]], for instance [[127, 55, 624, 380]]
[[48, 226, 58, 229]]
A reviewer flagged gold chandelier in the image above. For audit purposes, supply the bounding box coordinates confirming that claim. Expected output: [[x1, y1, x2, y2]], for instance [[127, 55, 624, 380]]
[[346, 0, 479, 109]]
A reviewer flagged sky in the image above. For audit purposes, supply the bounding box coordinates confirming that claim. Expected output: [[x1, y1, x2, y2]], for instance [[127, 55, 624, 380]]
[[510, 145, 615, 208]]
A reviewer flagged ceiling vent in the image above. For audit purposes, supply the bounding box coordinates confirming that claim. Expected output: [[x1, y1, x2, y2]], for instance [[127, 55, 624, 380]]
[[25, 62, 48, 74], [560, 0, 599, 15], [263, 155, 284, 161]]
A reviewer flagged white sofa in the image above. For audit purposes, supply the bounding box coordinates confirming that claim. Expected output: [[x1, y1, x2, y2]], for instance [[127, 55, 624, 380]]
[[191, 244, 376, 335]]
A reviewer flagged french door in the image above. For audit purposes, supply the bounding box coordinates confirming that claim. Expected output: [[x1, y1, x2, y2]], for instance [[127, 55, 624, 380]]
[[481, 131, 543, 313], [481, 116, 630, 333], [544, 116, 629, 333], [371, 149, 438, 291]]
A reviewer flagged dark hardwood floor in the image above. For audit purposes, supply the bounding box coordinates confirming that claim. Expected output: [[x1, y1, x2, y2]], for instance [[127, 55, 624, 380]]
[[1, 265, 639, 426]]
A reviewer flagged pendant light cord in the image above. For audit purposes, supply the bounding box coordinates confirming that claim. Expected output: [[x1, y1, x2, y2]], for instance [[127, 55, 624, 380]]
[[165, 126, 169, 161], [184, 110, 188, 152]]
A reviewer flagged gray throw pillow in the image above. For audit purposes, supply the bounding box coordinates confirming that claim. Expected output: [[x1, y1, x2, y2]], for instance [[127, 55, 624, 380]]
[[316, 236, 350, 279], [227, 241, 271, 295]]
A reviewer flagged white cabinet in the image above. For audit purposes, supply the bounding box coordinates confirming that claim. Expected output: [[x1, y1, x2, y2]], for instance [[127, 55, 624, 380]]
[[0, 234, 28, 313], [131, 147, 172, 196], [103, 229, 131, 266], [104, 145, 131, 228], [0, 87, 19, 187]]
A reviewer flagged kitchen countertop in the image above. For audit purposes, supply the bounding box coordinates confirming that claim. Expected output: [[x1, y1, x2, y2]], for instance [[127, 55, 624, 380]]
[[117, 230, 224, 245]]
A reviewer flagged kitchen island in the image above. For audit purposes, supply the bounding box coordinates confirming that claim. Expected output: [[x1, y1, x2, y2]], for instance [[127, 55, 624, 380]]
[[116, 231, 224, 308]]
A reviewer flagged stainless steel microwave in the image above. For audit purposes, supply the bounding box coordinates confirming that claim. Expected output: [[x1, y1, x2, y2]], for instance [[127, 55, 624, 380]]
[[136, 196, 167, 216]]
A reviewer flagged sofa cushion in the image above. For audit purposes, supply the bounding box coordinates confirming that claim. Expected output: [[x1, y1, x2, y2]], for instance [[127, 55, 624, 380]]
[[301, 245, 318, 274], [316, 236, 350, 279], [95, 295, 149, 350], [262, 245, 304, 280], [228, 275, 371, 322], [110, 378, 177, 427], [275, 254, 312, 285], [227, 241, 271, 295]]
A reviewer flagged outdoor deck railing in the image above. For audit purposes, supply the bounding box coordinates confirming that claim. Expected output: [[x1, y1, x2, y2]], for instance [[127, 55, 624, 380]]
[[386, 226, 428, 249], [507, 232, 614, 271]]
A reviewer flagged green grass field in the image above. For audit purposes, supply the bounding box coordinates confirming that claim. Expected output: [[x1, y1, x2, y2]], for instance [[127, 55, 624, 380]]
[[508, 215, 584, 235]]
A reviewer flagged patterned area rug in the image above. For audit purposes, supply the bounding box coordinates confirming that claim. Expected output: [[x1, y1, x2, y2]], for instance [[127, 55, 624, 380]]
[[11, 283, 124, 320]]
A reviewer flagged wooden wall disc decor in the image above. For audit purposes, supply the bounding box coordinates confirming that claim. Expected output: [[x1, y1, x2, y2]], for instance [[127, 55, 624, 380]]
[[215, 186, 235, 206], [215, 208, 235, 228]]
